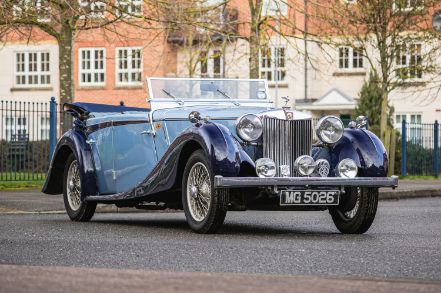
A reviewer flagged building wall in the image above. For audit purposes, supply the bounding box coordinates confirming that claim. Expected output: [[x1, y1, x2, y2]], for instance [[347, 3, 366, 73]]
[[0, 31, 59, 141], [74, 23, 177, 108], [0, 31, 59, 104]]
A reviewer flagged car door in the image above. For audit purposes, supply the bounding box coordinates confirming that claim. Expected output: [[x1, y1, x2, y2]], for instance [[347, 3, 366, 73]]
[[88, 126, 116, 194], [113, 120, 157, 193]]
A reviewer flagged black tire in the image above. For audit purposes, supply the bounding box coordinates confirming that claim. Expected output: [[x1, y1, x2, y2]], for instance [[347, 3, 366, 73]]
[[182, 150, 228, 234], [63, 153, 96, 222], [329, 187, 378, 234]]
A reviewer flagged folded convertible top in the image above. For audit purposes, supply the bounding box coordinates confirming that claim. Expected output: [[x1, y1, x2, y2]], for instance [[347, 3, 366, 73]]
[[64, 102, 150, 120]]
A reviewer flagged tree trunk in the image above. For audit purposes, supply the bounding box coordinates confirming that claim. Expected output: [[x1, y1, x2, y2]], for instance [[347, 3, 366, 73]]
[[249, 30, 260, 79], [379, 90, 389, 143], [58, 24, 74, 133], [249, 0, 262, 79]]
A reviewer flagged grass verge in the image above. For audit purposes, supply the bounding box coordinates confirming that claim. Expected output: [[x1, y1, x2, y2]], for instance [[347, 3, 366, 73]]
[[399, 175, 440, 180], [0, 180, 44, 191]]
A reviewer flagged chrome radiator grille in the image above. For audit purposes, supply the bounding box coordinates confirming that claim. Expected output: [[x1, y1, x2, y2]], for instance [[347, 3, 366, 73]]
[[262, 118, 313, 176]]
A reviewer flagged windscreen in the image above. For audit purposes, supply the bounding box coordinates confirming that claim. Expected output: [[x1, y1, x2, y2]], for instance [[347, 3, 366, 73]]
[[149, 78, 268, 100]]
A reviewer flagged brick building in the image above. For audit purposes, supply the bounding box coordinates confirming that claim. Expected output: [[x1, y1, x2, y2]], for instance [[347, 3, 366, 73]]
[[1, 0, 440, 123]]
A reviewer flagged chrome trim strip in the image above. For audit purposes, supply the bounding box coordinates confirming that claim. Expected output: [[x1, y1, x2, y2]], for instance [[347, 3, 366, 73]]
[[86, 120, 149, 134], [214, 175, 399, 188], [153, 117, 238, 122]]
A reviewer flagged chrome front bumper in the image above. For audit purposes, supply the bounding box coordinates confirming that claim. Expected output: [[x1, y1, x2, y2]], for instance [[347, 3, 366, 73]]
[[214, 175, 398, 189]]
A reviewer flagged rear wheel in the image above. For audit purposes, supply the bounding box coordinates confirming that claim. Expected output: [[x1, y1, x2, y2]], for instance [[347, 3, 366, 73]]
[[329, 187, 378, 234], [63, 153, 96, 222], [182, 150, 228, 234]]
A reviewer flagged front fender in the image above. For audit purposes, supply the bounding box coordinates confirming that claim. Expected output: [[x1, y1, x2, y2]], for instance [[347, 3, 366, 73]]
[[313, 129, 388, 177], [42, 129, 98, 198], [85, 121, 254, 202]]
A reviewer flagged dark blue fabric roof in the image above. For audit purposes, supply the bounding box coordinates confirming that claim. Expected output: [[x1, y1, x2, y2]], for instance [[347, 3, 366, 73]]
[[68, 102, 150, 113]]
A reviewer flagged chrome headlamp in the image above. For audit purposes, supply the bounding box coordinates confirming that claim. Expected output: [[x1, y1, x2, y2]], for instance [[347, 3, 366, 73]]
[[336, 158, 358, 178], [236, 114, 263, 142], [315, 116, 344, 144], [255, 158, 276, 178], [294, 155, 316, 176]]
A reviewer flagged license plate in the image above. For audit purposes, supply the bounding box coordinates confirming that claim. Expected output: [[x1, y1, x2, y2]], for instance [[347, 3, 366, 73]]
[[280, 190, 340, 206]]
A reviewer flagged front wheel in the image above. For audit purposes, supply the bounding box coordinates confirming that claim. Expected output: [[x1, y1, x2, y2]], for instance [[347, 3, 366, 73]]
[[329, 187, 378, 234], [63, 153, 96, 222], [182, 150, 228, 234]]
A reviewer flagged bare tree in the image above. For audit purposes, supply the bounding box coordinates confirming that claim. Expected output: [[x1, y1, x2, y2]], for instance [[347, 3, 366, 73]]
[[160, 0, 232, 78], [0, 0, 152, 108], [312, 0, 441, 144], [243, 0, 304, 79]]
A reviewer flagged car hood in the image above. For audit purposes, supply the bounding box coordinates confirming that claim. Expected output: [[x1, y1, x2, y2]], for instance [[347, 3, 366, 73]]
[[151, 105, 311, 121]]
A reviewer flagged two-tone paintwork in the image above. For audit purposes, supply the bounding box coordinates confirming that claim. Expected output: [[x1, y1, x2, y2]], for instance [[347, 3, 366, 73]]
[[43, 99, 389, 205]]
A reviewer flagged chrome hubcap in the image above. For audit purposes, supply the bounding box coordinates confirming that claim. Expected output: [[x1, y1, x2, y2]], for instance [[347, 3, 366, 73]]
[[66, 160, 81, 211], [186, 162, 211, 222], [344, 187, 361, 219]]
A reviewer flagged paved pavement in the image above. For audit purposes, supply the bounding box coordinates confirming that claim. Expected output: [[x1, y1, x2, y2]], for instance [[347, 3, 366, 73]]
[[0, 180, 439, 292], [380, 179, 441, 199], [0, 197, 440, 281], [0, 179, 439, 213], [1, 265, 440, 293]]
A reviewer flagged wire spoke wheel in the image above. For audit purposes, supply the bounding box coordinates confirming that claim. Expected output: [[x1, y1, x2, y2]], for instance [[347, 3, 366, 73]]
[[329, 187, 378, 234], [66, 160, 82, 211], [182, 150, 228, 233], [63, 153, 96, 222], [186, 162, 212, 222], [343, 187, 361, 220]]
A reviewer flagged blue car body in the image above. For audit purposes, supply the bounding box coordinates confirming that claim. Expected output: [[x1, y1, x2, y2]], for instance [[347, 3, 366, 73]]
[[43, 78, 395, 210]]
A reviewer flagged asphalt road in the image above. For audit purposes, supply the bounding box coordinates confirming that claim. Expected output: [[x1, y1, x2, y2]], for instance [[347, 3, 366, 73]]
[[0, 197, 440, 285]]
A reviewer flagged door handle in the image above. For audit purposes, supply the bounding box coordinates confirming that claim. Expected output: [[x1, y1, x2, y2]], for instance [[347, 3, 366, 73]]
[[86, 138, 96, 145], [140, 130, 155, 136]]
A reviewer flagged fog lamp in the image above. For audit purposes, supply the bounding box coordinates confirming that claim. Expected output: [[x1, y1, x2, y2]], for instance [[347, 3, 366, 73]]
[[255, 158, 276, 178], [294, 155, 315, 176], [337, 158, 358, 178]]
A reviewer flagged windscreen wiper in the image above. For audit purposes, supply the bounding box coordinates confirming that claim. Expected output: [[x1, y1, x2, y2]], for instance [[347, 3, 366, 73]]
[[162, 89, 184, 105], [216, 89, 240, 106]]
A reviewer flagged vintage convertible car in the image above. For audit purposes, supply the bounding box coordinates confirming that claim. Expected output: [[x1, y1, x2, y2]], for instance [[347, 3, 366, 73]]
[[43, 78, 398, 234]]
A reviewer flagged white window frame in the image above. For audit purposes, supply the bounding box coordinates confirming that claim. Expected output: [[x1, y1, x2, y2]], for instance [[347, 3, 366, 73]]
[[395, 113, 423, 143], [5, 117, 28, 142], [337, 46, 364, 70], [115, 47, 143, 86], [259, 46, 287, 84], [262, 0, 288, 16], [78, 48, 106, 86], [13, 0, 51, 22], [393, 0, 424, 12], [79, 0, 106, 18], [395, 43, 423, 80], [115, 0, 142, 17], [15, 51, 51, 88], [40, 116, 50, 140], [200, 49, 224, 78]]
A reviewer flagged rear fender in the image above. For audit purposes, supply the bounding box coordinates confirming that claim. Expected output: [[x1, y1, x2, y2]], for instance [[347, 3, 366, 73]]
[[42, 129, 98, 198]]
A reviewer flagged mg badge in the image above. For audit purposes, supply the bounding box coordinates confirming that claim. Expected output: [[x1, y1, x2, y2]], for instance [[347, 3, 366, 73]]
[[314, 159, 330, 177]]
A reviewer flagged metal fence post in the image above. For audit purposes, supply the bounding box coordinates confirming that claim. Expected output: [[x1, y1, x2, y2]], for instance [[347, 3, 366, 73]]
[[434, 120, 439, 178], [49, 97, 57, 161], [401, 120, 406, 177]]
